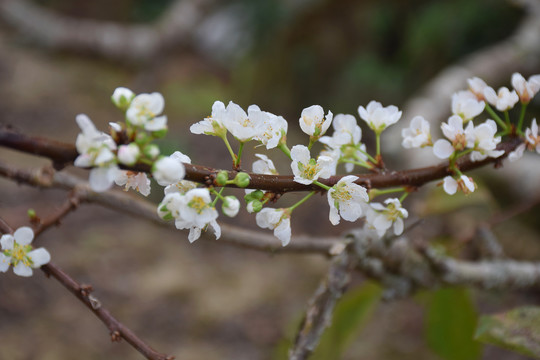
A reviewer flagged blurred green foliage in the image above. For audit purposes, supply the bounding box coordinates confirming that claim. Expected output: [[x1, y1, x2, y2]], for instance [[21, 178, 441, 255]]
[[425, 288, 482, 360]]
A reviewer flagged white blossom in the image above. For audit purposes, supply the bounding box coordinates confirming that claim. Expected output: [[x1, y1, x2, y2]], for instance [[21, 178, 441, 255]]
[[327, 176, 369, 225], [483, 86, 519, 112], [117, 143, 140, 166], [256, 208, 291, 246], [252, 154, 278, 175], [74, 114, 118, 192], [190, 101, 227, 137], [164, 152, 197, 195], [526, 119, 540, 153], [511, 73, 540, 104], [290, 145, 333, 185], [126, 92, 167, 131], [508, 143, 526, 162], [467, 77, 488, 101], [222, 196, 240, 217], [367, 198, 408, 238], [451, 91, 485, 121], [251, 108, 288, 149], [299, 105, 333, 138], [465, 119, 504, 161], [319, 114, 361, 148], [115, 171, 151, 196], [401, 116, 432, 148], [222, 102, 260, 142], [175, 188, 221, 242], [433, 115, 469, 159], [358, 101, 402, 134], [442, 175, 476, 195], [0, 227, 50, 277], [153, 155, 186, 186]]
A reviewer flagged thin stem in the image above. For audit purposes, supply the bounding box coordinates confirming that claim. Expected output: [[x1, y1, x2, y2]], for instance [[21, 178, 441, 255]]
[[504, 111, 511, 127], [399, 192, 409, 202], [517, 103, 528, 135], [313, 180, 332, 191], [341, 159, 371, 170], [235, 141, 245, 168], [375, 133, 381, 157], [289, 191, 316, 212], [210, 187, 225, 206], [278, 142, 292, 160], [484, 104, 507, 130], [355, 147, 377, 164], [369, 187, 406, 200], [220, 135, 237, 164]]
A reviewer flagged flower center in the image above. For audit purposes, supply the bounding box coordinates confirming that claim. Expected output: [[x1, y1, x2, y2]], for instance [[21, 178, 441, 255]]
[[10, 243, 32, 267], [188, 196, 209, 214]]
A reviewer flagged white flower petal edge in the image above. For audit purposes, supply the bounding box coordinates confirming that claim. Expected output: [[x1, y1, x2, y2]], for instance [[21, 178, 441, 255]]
[[299, 105, 333, 138], [327, 176, 369, 225], [256, 208, 291, 246]]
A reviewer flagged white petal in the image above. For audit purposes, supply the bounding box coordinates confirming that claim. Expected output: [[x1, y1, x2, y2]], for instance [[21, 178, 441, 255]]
[[28, 248, 51, 267], [14, 227, 34, 245], [188, 227, 202, 243], [274, 218, 291, 246], [433, 139, 454, 159], [393, 218, 404, 236], [443, 176, 458, 195], [0, 253, 10, 272], [89, 167, 116, 192], [13, 263, 33, 277], [1, 234, 15, 250]]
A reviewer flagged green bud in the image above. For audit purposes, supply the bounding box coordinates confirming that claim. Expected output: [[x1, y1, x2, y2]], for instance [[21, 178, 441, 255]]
[[216, 171, 229, 186], [135, 132, 150, 145], [143, 144, 160, 159], [234, 172, 251, 188], [27, 209, 37, 219], [248, 200, 263, 213], [251, 190, 264, 200], [151, 128, 168, 139]]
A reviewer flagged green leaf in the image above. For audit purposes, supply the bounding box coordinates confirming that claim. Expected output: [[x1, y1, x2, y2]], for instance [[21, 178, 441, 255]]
[[311, 282, 381, 360], [475, 306, 540, 358], [425, 287, 482, 360]]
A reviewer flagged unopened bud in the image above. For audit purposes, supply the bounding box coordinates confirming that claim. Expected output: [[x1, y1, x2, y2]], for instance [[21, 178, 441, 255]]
[[216, 171, 229, 186], [234, 172, 251, 188]]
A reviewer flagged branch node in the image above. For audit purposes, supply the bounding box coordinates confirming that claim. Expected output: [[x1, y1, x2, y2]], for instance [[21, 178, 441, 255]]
[[79, 284, 94, 296], [110, 330, 122, 342], [88, 294, 102, 310]]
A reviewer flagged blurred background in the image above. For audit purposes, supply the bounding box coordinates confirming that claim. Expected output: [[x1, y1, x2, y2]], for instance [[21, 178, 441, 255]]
[[1, 0, 540, 359]]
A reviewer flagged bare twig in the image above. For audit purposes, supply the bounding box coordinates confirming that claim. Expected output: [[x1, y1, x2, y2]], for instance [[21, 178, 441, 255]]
[[290, 248, 356, 360], [0, 219, 175, 360], [33, 191, 80, 236]]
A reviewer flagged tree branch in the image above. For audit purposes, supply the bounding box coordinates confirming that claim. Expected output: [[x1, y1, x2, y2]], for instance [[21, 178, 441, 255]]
[[0, 219, 175, 360], [0, 127, 522, 193]]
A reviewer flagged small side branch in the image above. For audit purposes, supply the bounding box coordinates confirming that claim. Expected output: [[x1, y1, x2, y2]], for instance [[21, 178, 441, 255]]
[[289, 249, 355, 360]]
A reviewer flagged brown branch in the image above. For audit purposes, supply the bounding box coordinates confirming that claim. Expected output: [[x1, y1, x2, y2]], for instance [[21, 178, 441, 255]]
[[290, 248, 356, 360], [0, 219, 174, 360], [0, 127, 522, 193], [32, 191, 80, 237], [0, 160, 340, 255]]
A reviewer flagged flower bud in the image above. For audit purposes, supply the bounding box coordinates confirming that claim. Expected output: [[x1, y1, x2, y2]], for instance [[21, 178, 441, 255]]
[[111, 87, 135, 111], [117, 143, 140, 166], [215, 171, 229, 186], [143, 144, 160, 159], [234, 172, 251, 188], [222, 196, 240, 217], [152, 156, 186, 186], [247, 200, 262, 213]]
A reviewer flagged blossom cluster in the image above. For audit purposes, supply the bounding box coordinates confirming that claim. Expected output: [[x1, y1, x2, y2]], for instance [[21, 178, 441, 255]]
[[67, 72, 540, 249]]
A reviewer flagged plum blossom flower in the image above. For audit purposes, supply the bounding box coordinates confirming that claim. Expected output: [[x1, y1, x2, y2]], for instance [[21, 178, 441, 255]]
[[442, 175, 476, 195], [126, 92, 167, 131], [74, 114, 119, 192], [511, 73, 540, 104], [525, 119, 540, 153], [221, 102, 262, 142], [433, 115, 469, 159], [252, 154, 278, 175], [465, 120, 504, 161], [162, 188, 221, 243], [152, 154, 186, 186], [190, 101, 227, 137], [164, 152, 198, 195], [256, 208, 291, 246], [299, 105, 333, 139], [451, 91, 485, 121], [111, 87, 135, 110], [367, 198, 408, 238], [401, 116, 432, 148], [0, 227, 50, 277], [358, 101, 402, 134], [467, 77, 488, 101], [483, 86, 519, 111], [115, 171, 151, 196], [290, 145, 333, 185], [251, 108, 288, 149], [327, 176, 369, 225]]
